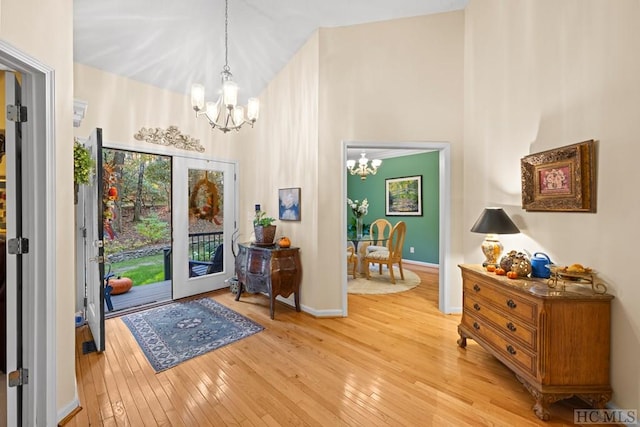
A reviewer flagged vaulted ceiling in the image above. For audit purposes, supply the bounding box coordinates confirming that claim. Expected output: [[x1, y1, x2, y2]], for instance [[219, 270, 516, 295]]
[[74, 0, 468, 103]]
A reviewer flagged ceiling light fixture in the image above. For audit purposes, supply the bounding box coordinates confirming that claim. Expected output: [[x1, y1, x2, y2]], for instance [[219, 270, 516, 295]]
[[190, 0, 259, 133], [346, 152, 382, 180]]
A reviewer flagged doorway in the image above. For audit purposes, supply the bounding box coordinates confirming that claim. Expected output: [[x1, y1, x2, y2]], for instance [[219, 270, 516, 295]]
[[76, 142, 238, 353], [343, 141, 451, 315], [101, 148, 173, 315], [1, 41, 56, 425]]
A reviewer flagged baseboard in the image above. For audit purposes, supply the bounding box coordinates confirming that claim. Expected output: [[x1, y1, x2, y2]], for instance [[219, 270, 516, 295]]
[[275, 296, 344, 318], [57, 396, 81, 426], [402, 259, 439, 269]]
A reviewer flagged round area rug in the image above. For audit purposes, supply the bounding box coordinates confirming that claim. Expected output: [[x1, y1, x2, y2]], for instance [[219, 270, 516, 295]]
[[348, 267, 420, 295]]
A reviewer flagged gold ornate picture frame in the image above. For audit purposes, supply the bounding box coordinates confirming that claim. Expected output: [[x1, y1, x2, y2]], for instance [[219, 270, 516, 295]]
[[521, 140, 596, 212]]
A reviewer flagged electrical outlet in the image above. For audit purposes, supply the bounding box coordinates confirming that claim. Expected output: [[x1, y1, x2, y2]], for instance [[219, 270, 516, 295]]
[[410, 247, 414, 253]]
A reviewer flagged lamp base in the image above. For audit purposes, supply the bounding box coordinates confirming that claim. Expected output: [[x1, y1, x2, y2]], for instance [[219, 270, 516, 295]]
[[481, 235, 503, 268]]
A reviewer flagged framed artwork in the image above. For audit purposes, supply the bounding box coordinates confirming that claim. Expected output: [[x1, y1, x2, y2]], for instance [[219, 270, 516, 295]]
[[385, 175, 422, 216], [521, 140, 596, 212], [279, 187, 301, 221]]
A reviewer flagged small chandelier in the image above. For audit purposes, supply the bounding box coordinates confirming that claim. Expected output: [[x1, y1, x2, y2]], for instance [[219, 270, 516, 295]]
[[346, 152, 382, 180], [190, 0, 259, 133]]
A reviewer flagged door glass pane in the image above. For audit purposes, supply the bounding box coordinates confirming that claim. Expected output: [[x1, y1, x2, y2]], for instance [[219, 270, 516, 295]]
[[188, 169, 224, 277]]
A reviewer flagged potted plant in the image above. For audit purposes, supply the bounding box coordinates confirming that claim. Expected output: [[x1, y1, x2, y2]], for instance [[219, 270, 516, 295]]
[[253, 210, 276, 245]]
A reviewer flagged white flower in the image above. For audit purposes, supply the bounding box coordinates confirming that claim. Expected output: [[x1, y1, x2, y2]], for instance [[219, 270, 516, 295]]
[[347, 198, 368, 218]]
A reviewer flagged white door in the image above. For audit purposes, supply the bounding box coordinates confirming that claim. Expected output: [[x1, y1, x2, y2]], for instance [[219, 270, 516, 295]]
[[83, 129, 105, 351], [172, 158, 236, 299]]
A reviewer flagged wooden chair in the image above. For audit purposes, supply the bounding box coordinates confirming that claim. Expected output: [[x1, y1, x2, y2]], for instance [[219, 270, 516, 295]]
[[359, 218, 392, 257], [346, 244, 357, 279], [363, 221, 406, 284]]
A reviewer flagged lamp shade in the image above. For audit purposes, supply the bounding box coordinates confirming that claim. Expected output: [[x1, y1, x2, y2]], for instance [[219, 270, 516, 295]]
[[470, 208, 520, 235]]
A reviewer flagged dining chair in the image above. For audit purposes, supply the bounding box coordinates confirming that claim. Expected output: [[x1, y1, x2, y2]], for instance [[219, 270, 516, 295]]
[[346, 243, 357, 279], [363, 221, 406, 284], [359, 218, 392, 257]]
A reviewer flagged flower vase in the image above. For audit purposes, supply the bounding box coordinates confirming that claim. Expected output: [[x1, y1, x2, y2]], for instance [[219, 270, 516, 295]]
[[356, 217, 363, 239]]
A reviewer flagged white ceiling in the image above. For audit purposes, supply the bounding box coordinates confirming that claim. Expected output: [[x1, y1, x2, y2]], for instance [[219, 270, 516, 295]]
[[74, 0, 466, 162], [74, 0, 468, 104]]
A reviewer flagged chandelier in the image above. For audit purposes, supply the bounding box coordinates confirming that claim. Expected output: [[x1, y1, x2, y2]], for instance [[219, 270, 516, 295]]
[[346, 152, 382, 180], [190, 0, 259, 133]]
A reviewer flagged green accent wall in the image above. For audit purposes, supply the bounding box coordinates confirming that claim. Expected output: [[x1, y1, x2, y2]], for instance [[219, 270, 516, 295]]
[[347, 151, 439, 264]]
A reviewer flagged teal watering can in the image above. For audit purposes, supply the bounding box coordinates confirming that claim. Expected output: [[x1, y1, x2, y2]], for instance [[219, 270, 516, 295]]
[[530, 252, 552, 278]]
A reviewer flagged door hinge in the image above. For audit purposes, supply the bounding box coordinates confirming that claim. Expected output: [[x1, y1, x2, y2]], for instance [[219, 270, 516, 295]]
[[7, 104, 28, 123], [8, 368, 29, 387], [89, 255, 105, 263], [7, 237, 29, 255]]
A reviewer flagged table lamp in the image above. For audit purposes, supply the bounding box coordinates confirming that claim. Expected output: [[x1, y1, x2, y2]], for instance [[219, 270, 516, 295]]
[[470, 207, 520, 267]]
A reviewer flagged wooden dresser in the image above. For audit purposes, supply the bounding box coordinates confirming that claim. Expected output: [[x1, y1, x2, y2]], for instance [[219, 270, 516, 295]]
[[235, 243, 302, 319], [458, 264, 613, 421]]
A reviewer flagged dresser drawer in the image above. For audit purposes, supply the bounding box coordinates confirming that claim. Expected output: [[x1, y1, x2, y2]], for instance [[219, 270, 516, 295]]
[[464, 294, 537, 351], [464, 277, 538, 325], [464, 312, 537, 377]]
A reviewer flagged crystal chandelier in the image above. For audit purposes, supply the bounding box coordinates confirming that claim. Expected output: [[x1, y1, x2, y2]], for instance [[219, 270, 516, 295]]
[[190, 0, 259, 133], [346, 152, 382, 180]]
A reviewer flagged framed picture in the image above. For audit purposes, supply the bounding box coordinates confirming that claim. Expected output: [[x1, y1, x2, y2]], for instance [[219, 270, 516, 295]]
[[385, 175, 423, 216], [521, 140, 596, 212], [279, 187, 301, 221]]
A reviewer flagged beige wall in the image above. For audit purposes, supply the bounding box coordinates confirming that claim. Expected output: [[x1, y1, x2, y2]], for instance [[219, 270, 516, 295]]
[[464, 0, 640, 411], [1, 0, 76, 415], [316, 12, 465, 310], [232, 32, 321, 309]]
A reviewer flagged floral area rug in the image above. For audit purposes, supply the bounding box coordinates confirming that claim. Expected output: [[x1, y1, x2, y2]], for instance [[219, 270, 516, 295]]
[[122, 297, 263, 372], [348, 267, 421, 294]]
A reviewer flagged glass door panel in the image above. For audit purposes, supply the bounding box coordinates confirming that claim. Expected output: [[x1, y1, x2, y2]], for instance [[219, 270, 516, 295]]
[[172, 158, 235, 299]]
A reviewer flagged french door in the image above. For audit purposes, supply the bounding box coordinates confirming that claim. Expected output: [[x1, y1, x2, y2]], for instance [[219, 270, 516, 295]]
[[83, 129, 105, 352], [172, 157, 236, 299]]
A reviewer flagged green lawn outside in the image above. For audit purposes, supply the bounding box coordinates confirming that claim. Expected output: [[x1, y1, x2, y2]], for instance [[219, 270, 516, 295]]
[[107, 253, 165, 286]]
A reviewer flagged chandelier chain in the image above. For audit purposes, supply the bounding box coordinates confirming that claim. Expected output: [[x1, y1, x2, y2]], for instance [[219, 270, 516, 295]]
[[224, 0, 229, 70]]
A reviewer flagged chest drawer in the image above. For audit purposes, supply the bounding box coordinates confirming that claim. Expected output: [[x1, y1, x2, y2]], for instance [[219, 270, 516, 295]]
[[464, 277, 538, 325], [464, 294, 537, 350], [464, 312, 537, 377]]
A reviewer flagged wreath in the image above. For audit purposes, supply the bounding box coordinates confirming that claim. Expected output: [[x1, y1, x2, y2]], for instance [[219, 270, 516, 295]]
[[189, 175, 221, 225]]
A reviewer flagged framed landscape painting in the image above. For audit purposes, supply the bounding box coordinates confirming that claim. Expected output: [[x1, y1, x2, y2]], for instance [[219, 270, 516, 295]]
[[521, 140, 596, 212], [385, 175, 422, 216]]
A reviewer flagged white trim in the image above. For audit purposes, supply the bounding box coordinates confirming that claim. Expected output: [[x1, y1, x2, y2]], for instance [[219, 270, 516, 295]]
[[300, 306, 344, 318], [402, 259, 439, 269], [57, 395, 80, 424], [0, 40, 57, 426], [343, 141, 453, 314]]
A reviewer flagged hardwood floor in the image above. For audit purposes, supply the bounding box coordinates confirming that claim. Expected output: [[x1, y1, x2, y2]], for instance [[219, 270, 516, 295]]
[[67, 265, 598, 426]]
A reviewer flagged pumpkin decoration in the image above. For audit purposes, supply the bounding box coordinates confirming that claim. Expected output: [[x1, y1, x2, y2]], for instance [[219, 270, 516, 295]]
[[499, 250, 518, 273], [278, 236, 291, 248]]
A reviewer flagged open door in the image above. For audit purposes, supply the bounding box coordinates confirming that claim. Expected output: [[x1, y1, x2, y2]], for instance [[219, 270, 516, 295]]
[[82, 129, 105, 352]]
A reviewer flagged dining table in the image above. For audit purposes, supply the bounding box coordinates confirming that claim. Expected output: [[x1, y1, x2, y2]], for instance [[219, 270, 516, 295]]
[[347, 236, 388, 275]]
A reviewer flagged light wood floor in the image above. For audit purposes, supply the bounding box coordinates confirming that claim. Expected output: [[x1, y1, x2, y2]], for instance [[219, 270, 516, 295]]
[[67, 265, 596, 426]]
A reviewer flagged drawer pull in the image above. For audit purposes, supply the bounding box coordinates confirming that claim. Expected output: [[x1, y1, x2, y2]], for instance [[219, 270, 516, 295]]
[[473, 303, 481, 311], [506, 322, 517, 332], [473, 322, 480, 330], [506, 299, 518, 309], [473, 284, 481, 292], [506, 345, 517, 355]]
